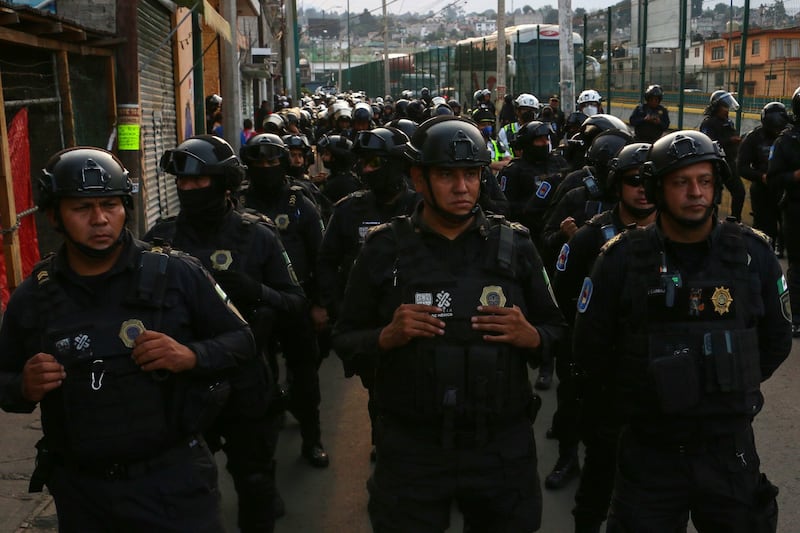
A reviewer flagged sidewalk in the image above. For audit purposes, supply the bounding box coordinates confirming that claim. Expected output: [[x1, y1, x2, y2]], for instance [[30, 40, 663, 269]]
[[0, 410, 56, 532]]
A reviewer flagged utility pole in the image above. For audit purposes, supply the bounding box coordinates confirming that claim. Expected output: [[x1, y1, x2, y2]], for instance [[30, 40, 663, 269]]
[[221, 0, 241, 152], [496, 0, 506, 123], [558, 0, 575, 114], [383, 0, 390, 97], [285, 0, 299, 100]]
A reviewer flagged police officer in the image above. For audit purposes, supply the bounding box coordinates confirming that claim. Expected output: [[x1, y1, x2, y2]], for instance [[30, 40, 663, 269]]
[[541, 128, 633, 276], [148, 135, 307, 532], [575, 130, 791, 533], [552, 143, 656, 531], [0, 147, 254, 531], [239, 133, 329, 468], [333, 115, 566, 532], [497, 120, 569, 236], [317, 127, 419, 460], [739, 102, 788, 256], [629, 84, 670, 143], [699, 91, 746, 221], [316, 133, 362, 210], [473, 107, 512, 173], [282, 133, 332, 217], [767, 87, 800, 336], [498, 93, 540, 155]]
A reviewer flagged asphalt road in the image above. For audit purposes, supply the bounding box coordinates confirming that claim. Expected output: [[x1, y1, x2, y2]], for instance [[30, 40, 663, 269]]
[[3, 335, 799, 532]]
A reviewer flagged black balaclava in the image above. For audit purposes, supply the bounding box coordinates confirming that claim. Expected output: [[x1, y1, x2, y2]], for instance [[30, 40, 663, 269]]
[[361, 164, 406, 204], [177, 178, 228, 228], [248, 165, 287, 198]]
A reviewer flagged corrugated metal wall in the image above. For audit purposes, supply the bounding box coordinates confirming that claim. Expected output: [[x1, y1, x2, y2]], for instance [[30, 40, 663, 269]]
[[138, 0, 180, 230]]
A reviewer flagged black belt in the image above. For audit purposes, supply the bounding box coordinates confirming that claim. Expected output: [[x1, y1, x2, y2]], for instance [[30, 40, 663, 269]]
[[59, 436, 206, 481]]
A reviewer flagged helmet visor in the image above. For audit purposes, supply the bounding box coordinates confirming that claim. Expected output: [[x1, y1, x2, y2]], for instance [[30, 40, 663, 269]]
[[242, 143, 286, 162], [160, 149, 207, 175], [718, 93, 740, 111], [355, 130, 388, 152]]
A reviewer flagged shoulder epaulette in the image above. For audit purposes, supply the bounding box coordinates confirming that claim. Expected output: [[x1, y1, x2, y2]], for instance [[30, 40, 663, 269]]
[[364, 221, 392, 242], [737, 223, 772, 249], [600, 231, 625, 253], [240, 210, 276, 230], [508, 221, 530, 236], [333, 189, 367, 207]]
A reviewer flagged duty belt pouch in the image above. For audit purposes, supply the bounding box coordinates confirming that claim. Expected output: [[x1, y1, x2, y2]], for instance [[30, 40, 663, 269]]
[[180, 378, 231, 433], [434, 346, 464, 416], [703, 329, 761, 393], [467, 346, 498, 444], [647, 335, 700, 413]]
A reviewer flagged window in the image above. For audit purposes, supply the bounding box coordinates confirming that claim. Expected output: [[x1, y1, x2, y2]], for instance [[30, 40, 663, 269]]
[[733, 43, 741, 57], [752, 39, 760, 55], [715, 72, 725, 86], [695, 47, 700, 58], [685, 49, 689, 59], [712, 46, 725, 60], [771, 39, 800, 59]]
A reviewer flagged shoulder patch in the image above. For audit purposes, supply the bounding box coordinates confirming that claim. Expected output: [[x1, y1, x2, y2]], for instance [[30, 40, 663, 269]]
[[535, 180, 552, 199], [576, 277, 593, 313], [555, 243, 570, 272]]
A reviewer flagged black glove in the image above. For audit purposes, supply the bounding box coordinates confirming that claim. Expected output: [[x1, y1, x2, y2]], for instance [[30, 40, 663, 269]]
[[213, 269, 264, 309]]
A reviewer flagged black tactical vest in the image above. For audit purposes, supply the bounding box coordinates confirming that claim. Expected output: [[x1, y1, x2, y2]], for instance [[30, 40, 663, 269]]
[[33, 248, 177, 464], [618, 222, 763, 421], [375, 216, 534, 434]]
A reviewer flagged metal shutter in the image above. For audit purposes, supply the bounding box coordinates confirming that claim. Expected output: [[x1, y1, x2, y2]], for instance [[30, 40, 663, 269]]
[[138, 0, 180, 230]]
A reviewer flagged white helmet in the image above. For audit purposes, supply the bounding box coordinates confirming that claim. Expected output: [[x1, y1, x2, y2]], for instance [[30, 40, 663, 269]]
[[577, 89, 602, 105], [515, 93, 540, 110], [431, 96, 447, 107]]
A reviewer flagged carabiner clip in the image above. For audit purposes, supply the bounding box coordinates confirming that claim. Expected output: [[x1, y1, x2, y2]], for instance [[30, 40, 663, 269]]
[[90, 359, 105, 391]]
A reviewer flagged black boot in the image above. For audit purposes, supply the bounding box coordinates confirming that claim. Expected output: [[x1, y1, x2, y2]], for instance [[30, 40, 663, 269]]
[[545, 450, 581, 490]]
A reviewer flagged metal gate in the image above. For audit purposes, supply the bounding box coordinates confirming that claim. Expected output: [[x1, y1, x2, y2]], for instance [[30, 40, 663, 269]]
[[138, 0, 179, 230]]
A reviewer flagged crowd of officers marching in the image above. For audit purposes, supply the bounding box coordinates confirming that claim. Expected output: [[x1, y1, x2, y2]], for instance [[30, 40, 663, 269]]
[[0, 80, 795, 533]]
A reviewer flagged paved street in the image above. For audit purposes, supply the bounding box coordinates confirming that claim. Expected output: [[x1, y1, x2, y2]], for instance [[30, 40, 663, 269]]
[[3, 336, 799, 532]]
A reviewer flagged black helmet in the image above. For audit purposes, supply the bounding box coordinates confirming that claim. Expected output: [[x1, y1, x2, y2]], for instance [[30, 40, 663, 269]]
[[514, 120, 552, 147], [761, 102, 789, 136], [354, 127, 410, 159], [608, 142, 651, 189], [388, 118, 418, 139], [317, 134, 355, 169], [471, 107, 495, 124], [709, 90, 739, 112], [394, 99, 410, 118], [282, 134, 313, 155], [160, 134, 244, 191], [241, 133, 289, 164], [565, 111, 588, 131], [406, 100, 426, 123], [39, 147, 133, 211], [406, 116, 491, 168], [792, 86, 800, 118], [585, 129, 633, 171], [577, 114, 629, 145], [644, 84, 663, 100], [641, 130, 729, 204]]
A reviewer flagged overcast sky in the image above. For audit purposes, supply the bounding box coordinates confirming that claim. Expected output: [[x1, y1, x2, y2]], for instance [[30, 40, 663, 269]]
[[301, 0, 614, 17]]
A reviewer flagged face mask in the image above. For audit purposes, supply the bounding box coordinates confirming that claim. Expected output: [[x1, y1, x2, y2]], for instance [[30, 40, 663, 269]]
[[362, 168, 405, 204], [248, 166, 286, 196], [481, 126, 493, 136], [177, 185, 227, 222], [523, 144, 550, 163], [287, 165, 305, 178], [584, 105, 599, 116]]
